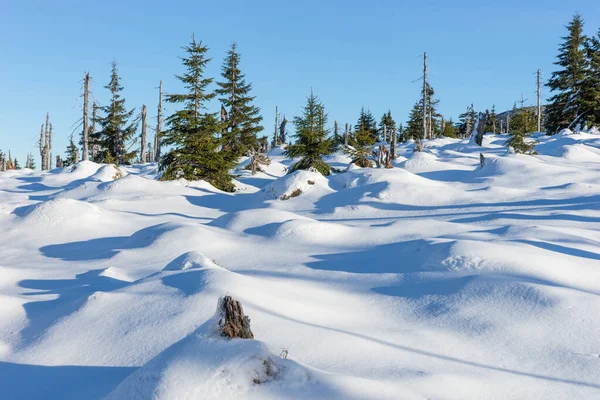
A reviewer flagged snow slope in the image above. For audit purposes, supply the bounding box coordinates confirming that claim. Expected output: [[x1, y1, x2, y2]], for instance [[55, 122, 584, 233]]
[[0, 134, 599, 399]]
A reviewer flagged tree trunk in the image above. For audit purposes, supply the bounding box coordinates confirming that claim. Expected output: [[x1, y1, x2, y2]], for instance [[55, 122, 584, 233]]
[[140, 105, 147, 163], [155, 81, 163, 162], [82, 72, 90, 161]]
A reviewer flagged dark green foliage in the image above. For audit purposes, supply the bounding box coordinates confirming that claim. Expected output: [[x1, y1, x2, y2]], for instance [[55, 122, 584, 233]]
[[441, 118, 458, 138], [404, 102, 422, 141], [456, 105, 477, 138], [345, 118, 376, 168], [354, 108, 378, 142], [285, 91, 333, 176], [583, 29, 600, 126], [63, 136, 78, 167], [378, 110, 396, 141], [216, 43, 263, 156], [509, 104, 537, 134], [546, 14, 589, 133], [159, 36, 235, 192], [25, 153, 36, 170], [506, 104, 537, 154], [94, 61, 138, 164], [483, 105, 498, 133]]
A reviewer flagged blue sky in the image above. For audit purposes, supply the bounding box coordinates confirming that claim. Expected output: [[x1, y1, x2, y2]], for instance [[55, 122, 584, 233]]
[[0, 0, 598, 166]]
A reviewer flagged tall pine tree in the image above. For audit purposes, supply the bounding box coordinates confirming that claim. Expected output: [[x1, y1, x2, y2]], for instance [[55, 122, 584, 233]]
[[546, 14, 589, 133], [285, 90, 333, 175], [215, 43, 263, 156], [96, 61, 137, 164], [160, 36, 235, 192], [583, 28, 600, 126]]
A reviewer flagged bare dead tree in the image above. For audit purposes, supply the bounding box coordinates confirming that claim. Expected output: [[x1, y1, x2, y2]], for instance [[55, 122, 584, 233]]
[[140, 105, 147, 163], [154, 80, 163, 162], [82, 72, 90, 161]]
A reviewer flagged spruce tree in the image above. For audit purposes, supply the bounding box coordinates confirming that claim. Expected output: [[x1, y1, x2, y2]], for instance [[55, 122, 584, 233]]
[[378, 111, 396, 141], [546, 14, 589, 133], [64, 136, 79, 167], [404, 102, 422, 141], [285, 90, 333, 175], [96, 61, 138, 164], [506, 104, 536, 154], [25, 153, 36, 170], [215, 43, 263, 157], [355, 108, 378, 142], [345, 120, 376, 167], [441, 118, 458, 137], [583, 29, 600, 126], [160, 36, 235, 192]]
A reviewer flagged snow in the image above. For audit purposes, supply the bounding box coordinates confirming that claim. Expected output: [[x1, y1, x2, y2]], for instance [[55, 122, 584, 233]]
[[1, 133, 600, 399]]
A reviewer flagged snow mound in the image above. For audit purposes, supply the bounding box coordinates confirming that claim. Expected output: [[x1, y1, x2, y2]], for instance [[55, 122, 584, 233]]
[[402, 151, 442, 172], [106, 300, 332, 400], [91, 164, 127, 182], [274, 219, 355, 244], [21, 198, 106, 227], [262, 170, 330, 200], [163, 251, 222, 271], [40, 161, 102, 185], [211, 209, 313, 233], [101, 174, 164, 194], [560, 144, 600, 162]]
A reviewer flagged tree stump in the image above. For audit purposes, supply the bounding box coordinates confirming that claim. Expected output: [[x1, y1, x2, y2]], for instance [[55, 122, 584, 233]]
[[475, 131, 484, 146], [219, 296, 254, 339]]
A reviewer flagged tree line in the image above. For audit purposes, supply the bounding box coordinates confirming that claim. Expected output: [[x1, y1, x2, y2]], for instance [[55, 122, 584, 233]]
[[1, 13, 598, 181]]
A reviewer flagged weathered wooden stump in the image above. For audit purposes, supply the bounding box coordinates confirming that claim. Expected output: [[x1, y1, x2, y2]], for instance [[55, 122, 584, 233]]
[[219, 295, 254, 339]]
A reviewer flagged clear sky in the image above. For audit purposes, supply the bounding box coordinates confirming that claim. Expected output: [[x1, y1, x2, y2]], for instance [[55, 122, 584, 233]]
[[1, 0, 598, 166]]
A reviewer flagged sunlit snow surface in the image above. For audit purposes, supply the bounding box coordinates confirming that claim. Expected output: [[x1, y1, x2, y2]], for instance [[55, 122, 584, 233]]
[[1, 132, 599, 399]]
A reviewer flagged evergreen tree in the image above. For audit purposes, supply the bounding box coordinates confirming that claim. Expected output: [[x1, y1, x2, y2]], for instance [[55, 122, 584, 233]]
[[215, 42, 263, 156], [345, 119, 376, 167], [64, 136, 79, 167], [506, 103, 536, 154], [404, 102, 422, 141], [14, 158, 20, 169], [441, 118, 458, 137], [546, 14, 589, 133], [421, 83, 440, 137], [457, 105, 477, 138], [378, 111, 396, 141], [285, 90, 333, 175], [96, 61, 138, 164], [25, 152, 36, 170], [583, 29, 600, 126], [354, 108, 378, 142], [159, 36, 235, 192]]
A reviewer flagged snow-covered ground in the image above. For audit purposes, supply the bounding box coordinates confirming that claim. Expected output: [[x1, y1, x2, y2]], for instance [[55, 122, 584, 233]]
[[1, 133, 600, 399]]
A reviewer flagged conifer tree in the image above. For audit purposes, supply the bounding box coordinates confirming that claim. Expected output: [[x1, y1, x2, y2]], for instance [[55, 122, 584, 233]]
[[285, 90, 333, 175], [583, 29, 600, 126], [441, 118, 458, 137], [355, 108, 378, 142], [404, 102, 423, 141], [25, 153, 36, 170], [378, 111, 396, 142], [506, 103, 536, 154], [546, 14, 589, 133], [64, 136, 79, 167], [345, 119, 376, 167], [216, 43, 263, 156], [96, 61, 138, 164], [160, 36, 235, 192]]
